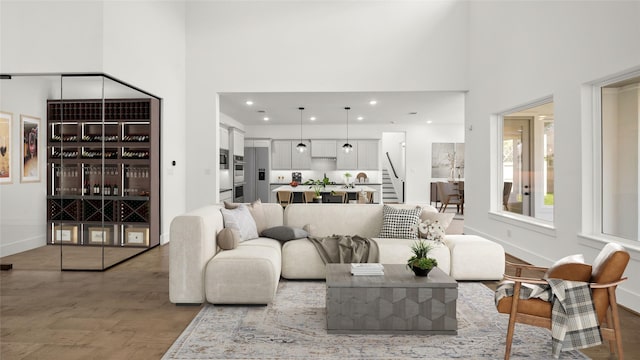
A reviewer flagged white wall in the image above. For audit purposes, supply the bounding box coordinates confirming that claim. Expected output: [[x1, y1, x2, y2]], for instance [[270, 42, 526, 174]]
[[102, 1, 187, 244], [186, 0, 469, 210], [0, 1, 104, 72], [0, 77, 51, 256], [0, 1, 187, 247], [466, 1, 640, 312]]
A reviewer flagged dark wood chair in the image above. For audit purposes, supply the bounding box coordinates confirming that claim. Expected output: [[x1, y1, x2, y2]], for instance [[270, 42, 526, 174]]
[[436, 182, 463, 213]]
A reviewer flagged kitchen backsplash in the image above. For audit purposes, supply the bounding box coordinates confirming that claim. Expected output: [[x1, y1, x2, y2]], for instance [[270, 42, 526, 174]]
[[270, 170, 381, 184]]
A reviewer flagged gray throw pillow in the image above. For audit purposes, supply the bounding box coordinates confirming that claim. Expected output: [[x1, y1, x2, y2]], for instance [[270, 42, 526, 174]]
[[262, 226, 308, 241]]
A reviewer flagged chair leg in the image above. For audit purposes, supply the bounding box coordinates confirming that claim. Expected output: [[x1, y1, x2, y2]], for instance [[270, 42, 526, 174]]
[[608, 287, 624, 360], [504, 282, 522, 360]]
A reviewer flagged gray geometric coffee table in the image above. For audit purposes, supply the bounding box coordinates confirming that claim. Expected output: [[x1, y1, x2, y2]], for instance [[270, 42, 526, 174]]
[[326, 264, 458, 334]]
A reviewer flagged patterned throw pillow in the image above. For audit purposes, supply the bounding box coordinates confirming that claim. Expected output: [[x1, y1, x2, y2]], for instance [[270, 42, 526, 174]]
[[378, 205, 420, 239]]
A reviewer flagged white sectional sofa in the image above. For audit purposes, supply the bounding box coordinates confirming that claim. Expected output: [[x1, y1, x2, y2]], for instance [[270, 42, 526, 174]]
[[169, 203, 505, 305]]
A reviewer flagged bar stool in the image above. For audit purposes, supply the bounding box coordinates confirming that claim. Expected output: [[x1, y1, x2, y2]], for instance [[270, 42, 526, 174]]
[[277, 191, 293, 207]]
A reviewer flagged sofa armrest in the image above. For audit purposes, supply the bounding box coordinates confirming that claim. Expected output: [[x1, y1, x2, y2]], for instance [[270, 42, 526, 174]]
[[169, 205, 224, 304]]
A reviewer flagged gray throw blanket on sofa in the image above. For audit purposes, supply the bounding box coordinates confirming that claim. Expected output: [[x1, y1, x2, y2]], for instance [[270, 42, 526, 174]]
[[307, 235, 379, 264]]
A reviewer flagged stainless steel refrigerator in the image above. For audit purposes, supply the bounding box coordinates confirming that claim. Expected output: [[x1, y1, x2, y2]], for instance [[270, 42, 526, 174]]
[[244, 146, 270, 203]]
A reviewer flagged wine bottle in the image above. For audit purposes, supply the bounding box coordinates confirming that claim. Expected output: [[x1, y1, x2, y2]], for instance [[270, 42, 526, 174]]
[[104, 183, 110, 196], [112, 184, 119, 196], [94, 183, 100, 195]]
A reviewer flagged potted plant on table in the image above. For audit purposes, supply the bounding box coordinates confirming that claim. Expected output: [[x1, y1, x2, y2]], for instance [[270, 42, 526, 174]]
[[304, 179, 326, 203], [344, 172, 353, 187], [406, 218, 445, 276], [407, 239, 438, 276]]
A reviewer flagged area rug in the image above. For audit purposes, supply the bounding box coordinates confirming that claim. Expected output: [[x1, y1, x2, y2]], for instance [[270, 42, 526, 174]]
[[163, 281, 588, 360]]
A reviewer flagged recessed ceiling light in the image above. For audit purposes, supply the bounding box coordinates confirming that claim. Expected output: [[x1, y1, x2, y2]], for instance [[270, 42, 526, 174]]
[[426, 120, 433, 124], [245, 100, 254, 106], [409, 112, 418, 115], [357, 116, 364, 121], [310, 116, 316, 121], [369, 100, 377, 105], [263, 117, 269, 121]]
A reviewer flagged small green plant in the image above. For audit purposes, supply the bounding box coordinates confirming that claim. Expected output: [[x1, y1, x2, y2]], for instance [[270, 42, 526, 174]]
[[407, 239, 438, 270], [304, 179, 325, 197]]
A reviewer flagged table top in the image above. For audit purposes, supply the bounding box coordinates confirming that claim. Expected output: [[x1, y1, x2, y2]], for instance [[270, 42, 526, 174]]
[[326, 264, 457, 288], [272, 185, 377, 193]]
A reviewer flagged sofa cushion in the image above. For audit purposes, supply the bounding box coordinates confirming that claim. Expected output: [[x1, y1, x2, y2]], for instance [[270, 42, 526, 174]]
[[378, 205, 420, 239], [224, 199, 267, 234], [262, 226, 308, 242], [220, 204, 259, 241], [217, 227, 240, 250]]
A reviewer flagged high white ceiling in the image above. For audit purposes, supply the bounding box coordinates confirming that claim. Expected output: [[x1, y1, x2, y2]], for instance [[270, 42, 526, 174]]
[[219, 91, 466, 126]]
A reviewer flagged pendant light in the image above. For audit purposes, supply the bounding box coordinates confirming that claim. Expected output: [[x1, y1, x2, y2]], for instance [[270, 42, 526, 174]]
[[342, 106, 353, 153], [296, 107, 307, 153]]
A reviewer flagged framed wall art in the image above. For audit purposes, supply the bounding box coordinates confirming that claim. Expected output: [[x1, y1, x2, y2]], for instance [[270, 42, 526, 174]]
[[431, 142, 465, 179], [20, 114, 40, 183], [0, 111, 12, 184]]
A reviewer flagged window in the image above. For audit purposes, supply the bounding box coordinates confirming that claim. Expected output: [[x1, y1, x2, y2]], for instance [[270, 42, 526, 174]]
[[500, 99, 554, 223], [600, 75, 640, 241]]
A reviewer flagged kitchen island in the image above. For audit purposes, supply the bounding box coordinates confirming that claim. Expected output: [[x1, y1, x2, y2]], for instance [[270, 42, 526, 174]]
[[271, 184, 377, 203]]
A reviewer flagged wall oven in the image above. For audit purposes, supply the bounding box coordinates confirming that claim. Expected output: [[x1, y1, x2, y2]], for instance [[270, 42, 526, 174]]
[[233, 155, 245, 184], [233, 183, 244, 203]]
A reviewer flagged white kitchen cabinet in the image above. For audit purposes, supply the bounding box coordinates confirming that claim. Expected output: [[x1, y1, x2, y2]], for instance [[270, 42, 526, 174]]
[[336, 140, 358, 169], [311, 140, 337, 158], [232, 129, 244, 157], [220, 126, 229, 150], [272, 140, 292, 169], [291, 140, 311, 169], [357, 140, 380, 170]]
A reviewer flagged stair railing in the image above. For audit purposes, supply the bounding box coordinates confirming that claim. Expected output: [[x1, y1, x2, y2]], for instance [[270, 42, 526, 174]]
[[385, 152, 405, 203]]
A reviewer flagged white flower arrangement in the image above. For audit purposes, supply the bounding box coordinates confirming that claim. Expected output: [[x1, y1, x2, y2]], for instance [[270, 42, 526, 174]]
[[413, 219, 445, 244]]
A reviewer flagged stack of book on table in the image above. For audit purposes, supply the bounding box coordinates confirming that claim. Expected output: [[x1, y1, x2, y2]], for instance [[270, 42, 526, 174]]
[[350, 263, 384, 276]]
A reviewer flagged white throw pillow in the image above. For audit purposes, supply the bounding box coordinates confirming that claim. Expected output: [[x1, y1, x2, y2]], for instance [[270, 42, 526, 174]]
[[378, 205, 420, 239], [220, 204, 259, 242]]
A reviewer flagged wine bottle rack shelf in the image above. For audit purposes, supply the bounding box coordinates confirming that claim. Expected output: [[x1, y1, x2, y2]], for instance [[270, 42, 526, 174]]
[[47, 98, 159, 249]]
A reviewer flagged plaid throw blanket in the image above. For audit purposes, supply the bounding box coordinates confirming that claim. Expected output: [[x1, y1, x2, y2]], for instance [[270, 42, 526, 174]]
[[495, 279, 602, 358]]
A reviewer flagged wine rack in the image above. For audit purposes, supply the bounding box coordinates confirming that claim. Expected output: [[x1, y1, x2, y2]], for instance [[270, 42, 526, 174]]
[[49, 199, 79, 221], [46, 98, 159, 248]]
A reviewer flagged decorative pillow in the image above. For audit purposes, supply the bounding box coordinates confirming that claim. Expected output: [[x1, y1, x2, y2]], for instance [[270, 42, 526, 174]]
[[220, 204, 259, 242], [544, 254, 592, 281], [420, 211, 454, 231], [224, 199, 267, 234], [261, 226, 308, 242], [217, 227, 240, 250], [378, 205, 420, 239], [417, 219, 446, 242]]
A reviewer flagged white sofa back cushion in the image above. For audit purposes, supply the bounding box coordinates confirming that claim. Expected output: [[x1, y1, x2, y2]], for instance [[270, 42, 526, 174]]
[[260, 202, 285, 230], [284, 204, 383, 238]]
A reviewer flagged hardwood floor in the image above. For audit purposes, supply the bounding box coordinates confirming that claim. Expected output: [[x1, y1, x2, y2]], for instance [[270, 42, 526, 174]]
[[1, 245, 201, 360], [2, 243, 638, 359]]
